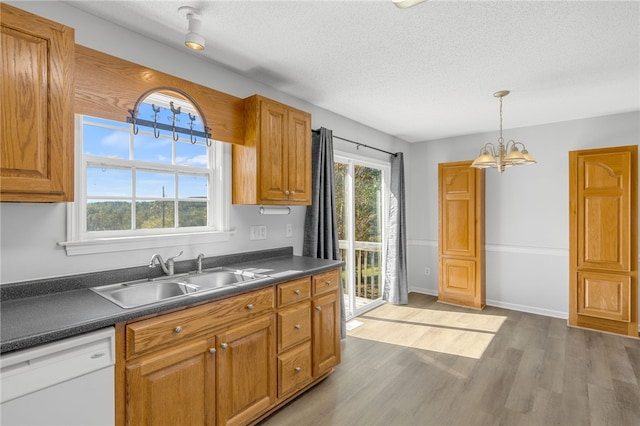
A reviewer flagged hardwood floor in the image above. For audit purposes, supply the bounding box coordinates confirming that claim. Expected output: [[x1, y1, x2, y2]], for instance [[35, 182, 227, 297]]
[[259, 293, 640, 426]]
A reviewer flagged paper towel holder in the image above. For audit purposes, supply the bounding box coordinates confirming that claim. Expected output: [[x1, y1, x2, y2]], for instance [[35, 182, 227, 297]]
[[259, 206, 291, 215]]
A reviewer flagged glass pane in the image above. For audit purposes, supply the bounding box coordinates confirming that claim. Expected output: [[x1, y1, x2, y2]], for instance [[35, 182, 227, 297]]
[[333, 161, 350, 317], [87, 167, 132, 197], [176, 142, 208, 168], [178, 201, 207, 227], [86, 200, 131, 231], [83, 125, 129, 159], [133, 134, 172, 164], [354, 165, 382, 301], [179, 175, 208, 199], [136, 201, 175, 229], [136, 171, 175, 198]]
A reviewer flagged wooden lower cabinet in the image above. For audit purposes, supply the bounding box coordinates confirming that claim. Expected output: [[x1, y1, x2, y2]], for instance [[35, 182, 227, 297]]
[[118, 270, 341, 426], [312, 291, 341, 377], [126, 338, 216, 426], [216, 315, 276, 426]]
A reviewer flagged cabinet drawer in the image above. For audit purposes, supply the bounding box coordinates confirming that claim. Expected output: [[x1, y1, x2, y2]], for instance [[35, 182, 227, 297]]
[[126, 287, 274, 358], [277, 301, 311, 353], [277, 341, 312, 399], [277, 277, 310, 307], [312, 269, 340, 296]]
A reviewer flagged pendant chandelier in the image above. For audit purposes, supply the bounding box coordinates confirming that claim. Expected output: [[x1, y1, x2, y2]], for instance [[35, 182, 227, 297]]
[[471, 90, 536, 174]]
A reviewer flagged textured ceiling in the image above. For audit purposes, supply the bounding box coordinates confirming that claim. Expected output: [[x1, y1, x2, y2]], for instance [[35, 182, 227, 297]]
[[64, 0, 639, 142]]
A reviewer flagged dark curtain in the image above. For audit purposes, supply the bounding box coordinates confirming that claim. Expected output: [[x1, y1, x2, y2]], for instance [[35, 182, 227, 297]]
[[383, 152, 409, 304], [303, 127, 346, 338]]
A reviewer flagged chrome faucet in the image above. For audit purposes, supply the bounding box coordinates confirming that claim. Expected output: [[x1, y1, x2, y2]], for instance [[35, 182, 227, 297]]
[[149, 250, 183, 275], [196, 253, 205, 274]]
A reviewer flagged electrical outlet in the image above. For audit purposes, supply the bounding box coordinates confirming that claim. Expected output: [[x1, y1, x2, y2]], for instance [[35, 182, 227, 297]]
[[258, 225, 267, 239], [250, 226, 260, 240], [424, 267, 430, 275], [286, 224, 293, 237]]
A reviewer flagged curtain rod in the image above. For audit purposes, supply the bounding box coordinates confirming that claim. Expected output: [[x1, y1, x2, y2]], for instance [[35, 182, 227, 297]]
[[312, 129, 397, 157]]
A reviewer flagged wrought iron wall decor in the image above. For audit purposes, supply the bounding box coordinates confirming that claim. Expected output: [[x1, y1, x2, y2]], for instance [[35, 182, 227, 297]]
[[127, 86, 212, 146]]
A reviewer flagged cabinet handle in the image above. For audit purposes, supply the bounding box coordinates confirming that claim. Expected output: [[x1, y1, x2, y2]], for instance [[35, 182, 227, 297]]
[[221, 343, 228, 349], [294, 289, 301, 295], [284, 190, 290, 195], [294, 324, 302, 330], [246, 303, 254, 311], [174, 326, 183, 334], [209, 348, 216, 354], [316, 306, 322, 312], [294, 367, 301, 373], [326, 280, 332, 286]]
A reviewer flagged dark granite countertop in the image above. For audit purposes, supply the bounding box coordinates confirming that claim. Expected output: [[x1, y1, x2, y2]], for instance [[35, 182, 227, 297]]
[[0, 247, 343, 354]]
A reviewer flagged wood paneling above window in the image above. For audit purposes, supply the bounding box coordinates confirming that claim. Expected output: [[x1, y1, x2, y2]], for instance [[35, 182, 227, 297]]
[[74, 45, 245, 145]]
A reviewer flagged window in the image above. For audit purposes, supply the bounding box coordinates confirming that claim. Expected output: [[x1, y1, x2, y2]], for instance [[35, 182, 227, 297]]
[[61, 100, 230, 255]]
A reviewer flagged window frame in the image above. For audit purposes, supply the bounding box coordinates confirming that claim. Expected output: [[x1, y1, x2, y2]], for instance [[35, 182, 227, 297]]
[[60, 114, 231, 256]]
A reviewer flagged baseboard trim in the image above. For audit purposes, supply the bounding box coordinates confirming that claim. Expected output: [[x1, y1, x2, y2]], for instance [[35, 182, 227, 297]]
[[408, 286, 567, 319]]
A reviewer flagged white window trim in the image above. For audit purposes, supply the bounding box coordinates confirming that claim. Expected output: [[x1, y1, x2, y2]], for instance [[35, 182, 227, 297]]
[[59, 115, 232, 256]]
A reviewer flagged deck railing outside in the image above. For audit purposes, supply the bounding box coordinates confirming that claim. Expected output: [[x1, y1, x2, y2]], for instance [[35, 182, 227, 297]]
[[339, 240, 383, 301]]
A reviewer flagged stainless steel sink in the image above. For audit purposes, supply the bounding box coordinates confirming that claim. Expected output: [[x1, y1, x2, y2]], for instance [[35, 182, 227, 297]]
[[91, 267, 268, 309]]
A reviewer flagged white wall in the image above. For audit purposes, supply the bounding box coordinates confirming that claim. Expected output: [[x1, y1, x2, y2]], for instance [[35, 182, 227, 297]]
[[0, 1, 409, 283], [406, 111, 640, 318]]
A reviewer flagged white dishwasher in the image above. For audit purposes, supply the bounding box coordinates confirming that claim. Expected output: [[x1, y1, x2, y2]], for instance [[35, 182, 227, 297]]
[[0, 326, 115, 426]]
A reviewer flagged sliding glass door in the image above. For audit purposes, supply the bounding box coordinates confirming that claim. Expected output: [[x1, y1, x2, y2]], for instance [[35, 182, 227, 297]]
[[335, 153, 389, 319]]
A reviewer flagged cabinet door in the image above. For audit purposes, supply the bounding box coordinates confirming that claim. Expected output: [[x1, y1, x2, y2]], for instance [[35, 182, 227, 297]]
[[1, 4, 74, 202], [312, 291, 341, 377], [259, 99, 289, 203], [569, 145, 637, 336], [126, 338, 216, 426], [287, 109, 312, 204], [216, 315, 276, 426], [438, 161, 485, 309]]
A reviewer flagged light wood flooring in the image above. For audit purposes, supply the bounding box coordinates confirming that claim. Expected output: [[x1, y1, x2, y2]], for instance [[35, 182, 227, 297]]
[[260, 292, 640, 426]]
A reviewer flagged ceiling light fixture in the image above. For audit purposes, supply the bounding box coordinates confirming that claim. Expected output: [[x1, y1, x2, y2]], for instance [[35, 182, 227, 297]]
[[178, 6, 205, 51], [392, 0, 428, 9], [471, 90, 536, 174]]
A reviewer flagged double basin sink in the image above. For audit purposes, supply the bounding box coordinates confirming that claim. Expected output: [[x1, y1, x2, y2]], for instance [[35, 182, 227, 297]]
[[91, 267, 269, 309]]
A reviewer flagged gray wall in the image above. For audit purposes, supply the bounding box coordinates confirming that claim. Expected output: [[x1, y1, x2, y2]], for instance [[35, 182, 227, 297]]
[[0, 1, 408, 283], [2, 2, 638, 325], [406, 111, 640, 319]]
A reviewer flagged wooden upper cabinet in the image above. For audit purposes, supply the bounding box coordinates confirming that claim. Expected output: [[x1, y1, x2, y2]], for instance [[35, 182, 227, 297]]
[[1, 4, 74, 202], [233, 95, 312, 205]]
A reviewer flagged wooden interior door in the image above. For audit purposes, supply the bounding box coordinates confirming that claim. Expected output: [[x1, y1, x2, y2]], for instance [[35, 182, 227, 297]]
[[569, 145, 638, 337], [438, 161, 485, 309]]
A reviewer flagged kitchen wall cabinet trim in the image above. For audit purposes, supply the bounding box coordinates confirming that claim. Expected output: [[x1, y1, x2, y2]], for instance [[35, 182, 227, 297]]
[[1, 3, 74, 202]]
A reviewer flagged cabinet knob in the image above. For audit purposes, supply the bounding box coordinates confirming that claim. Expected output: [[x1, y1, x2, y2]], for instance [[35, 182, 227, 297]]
[[174, 326, 183, 334], [294, 324, 302, 330], [294, 367, 301, 373], [284, 190, 290, 195], [209, 348, 216, 354], [246, 303, 254, 311], [290, 191, 296, 196], [221, 343, 228, 349], [326, 280, 332, 286], [316, 306, 322, 312], [294, 289, 301, 295]]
